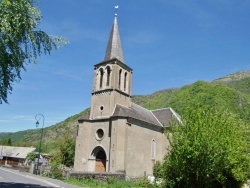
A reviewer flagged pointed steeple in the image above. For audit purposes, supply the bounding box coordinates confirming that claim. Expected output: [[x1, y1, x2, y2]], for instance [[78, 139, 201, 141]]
[[104, 15, 125, 63]]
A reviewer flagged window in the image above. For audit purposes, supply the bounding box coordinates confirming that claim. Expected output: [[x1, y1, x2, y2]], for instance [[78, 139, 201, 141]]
[[99, 68, 104, 88], [124, 72, 127, 91], [118, 69, 122, 89], [106, 66, 111, 86], [76, 125, 79, 136], [151, 139, 156, 160], [96, 129, 104, 140], [100, 105, 104, 111]]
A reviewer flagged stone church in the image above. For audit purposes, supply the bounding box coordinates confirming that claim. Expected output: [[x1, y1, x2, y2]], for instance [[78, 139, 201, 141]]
[[73, 14, 181, 178]]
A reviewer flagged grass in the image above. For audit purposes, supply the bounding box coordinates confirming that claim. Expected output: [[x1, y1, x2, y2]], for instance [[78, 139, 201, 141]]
[[65, 177, 162, 188]]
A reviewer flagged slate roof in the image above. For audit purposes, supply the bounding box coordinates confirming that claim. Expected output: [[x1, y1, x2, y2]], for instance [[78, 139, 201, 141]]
[[112, 103, 163, 127], [104, 15, 124, 63], [78, 103, 181, 128], [0, 146, 36, 159], [112, 103, 182, 128], [152, 108, 182, 127]]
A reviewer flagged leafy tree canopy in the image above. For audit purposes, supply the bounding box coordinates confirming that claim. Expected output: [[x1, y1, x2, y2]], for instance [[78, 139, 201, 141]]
[[163, 106, 250, 188], [26, 151, 36, 164], [50, 129, 75, 167], [0, 138, 11, 145], [0, 0, 68, 103]]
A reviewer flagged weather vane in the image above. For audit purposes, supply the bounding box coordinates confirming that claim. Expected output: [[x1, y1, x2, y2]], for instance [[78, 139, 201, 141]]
[[114, 5, 119, 16]]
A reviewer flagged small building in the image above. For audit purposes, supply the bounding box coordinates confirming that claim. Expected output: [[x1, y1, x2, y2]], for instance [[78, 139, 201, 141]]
[[0, 146, 36, 166], [74, 14, 181, 178]]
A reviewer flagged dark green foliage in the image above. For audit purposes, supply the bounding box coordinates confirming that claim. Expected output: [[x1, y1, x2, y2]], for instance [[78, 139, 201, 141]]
[[0, 0, 68, 104], [7, 138, 11, 146], [216, 77, 250, 95], [162, 106, 250, 188], [0, 138, 11, 145], [26, 151, 36, 164], [0, 130, 37, 144], [153, 161, 163, 180], [52, 129, 76, 167], [132, 80, 250, 123], [42, 129, 77, 178], [132, 88, 179, 110], [168, 81, 250, 121]]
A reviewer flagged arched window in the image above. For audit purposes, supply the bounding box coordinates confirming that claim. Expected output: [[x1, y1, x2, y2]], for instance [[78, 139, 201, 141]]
[[124, 72, 127, 91], [118, 69, 122, 89], [106, 66, 111, 87], [99, 68, 104, 88], [151, 139, 156, 160]]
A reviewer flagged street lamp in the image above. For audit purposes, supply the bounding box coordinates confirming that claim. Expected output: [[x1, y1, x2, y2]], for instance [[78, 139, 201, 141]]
[[35, 113, 45, 175]]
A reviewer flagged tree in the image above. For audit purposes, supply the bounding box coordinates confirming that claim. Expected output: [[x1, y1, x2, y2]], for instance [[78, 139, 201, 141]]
[[7, 138, 11, 146], [0, 138, 11, 145], [163, 106, 250, 188], [50, 129, 75, 167], [0, 0, 68, 103], [26, 151, 36, 165]]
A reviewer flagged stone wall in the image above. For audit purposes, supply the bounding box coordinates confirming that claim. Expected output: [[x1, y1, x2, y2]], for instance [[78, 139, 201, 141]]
[[66, 171, 125, 182]]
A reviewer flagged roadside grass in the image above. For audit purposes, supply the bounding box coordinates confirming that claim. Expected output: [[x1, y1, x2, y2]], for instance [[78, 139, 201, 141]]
[[65, 177, 162, 188]]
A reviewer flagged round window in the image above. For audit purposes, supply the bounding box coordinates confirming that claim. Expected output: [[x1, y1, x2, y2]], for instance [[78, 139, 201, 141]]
[[96, 129, 104, 140], [100, 106, 104, 111]]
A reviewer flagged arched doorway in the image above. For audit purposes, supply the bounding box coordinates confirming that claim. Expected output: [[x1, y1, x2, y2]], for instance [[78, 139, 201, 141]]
[[95, 150, 106, 172], [89, 146, 107, 172]]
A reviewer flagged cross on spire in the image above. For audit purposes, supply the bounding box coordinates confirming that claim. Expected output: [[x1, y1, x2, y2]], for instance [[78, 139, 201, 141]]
[[114, 5, 118, 16], [104, 7, 125, 63]]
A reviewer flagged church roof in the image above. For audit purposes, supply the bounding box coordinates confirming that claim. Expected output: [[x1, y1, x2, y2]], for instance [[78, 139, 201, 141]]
[[79, 103, 181, 128], [112, 103, 181, 128], [151, 108, 182, 127], [112, 103, 163, 127], [104, 15, 125, 63]]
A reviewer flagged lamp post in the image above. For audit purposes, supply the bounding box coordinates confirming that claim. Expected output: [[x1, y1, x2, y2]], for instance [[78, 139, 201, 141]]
[[35, 113, 45, 175]]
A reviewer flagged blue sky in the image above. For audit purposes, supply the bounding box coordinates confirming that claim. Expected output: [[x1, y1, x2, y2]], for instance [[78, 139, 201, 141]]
[[1, 0, 250, 132]]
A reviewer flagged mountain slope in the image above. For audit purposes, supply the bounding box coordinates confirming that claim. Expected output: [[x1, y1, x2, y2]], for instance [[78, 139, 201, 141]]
[[168, 81, 250, 121], [213, 70, 250, 83], [213, 70, 250, 94], [0, 109, 89, 152], [132, 88, 179, 109], [133, 80, 250, 122]]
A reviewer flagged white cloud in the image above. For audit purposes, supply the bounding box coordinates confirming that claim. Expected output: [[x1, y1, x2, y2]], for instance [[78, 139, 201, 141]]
[[0, 115, 34, 126]]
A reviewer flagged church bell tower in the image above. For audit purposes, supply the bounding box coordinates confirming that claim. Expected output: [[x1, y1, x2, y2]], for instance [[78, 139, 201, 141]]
[[90, 14, 132, 120]]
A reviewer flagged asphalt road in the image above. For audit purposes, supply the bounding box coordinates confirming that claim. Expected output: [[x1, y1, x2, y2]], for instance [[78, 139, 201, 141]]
[[0, 167, 81, 188]]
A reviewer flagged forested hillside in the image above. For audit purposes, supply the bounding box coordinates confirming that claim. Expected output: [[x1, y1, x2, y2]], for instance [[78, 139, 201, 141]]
[[138, 80, 250, 122], [1, 70, 250, 154], [0, 109, 89, 152]]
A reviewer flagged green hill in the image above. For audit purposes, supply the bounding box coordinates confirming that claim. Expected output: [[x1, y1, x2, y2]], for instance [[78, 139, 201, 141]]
[[133, 80, 250, 122], [213, 70, 250, 83], [169, 81, 250, 121], [0, 109, 89, 152], [1, 70, 250, 153], [214, 71, 250, 96]]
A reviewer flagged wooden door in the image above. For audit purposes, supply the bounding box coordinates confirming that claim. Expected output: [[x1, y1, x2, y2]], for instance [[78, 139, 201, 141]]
[[95, 160, 106, 172], [95, 150, 106, 172]]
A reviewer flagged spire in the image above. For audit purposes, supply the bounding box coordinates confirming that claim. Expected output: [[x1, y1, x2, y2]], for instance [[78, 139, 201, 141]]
[[104, 14, 125, 63]]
